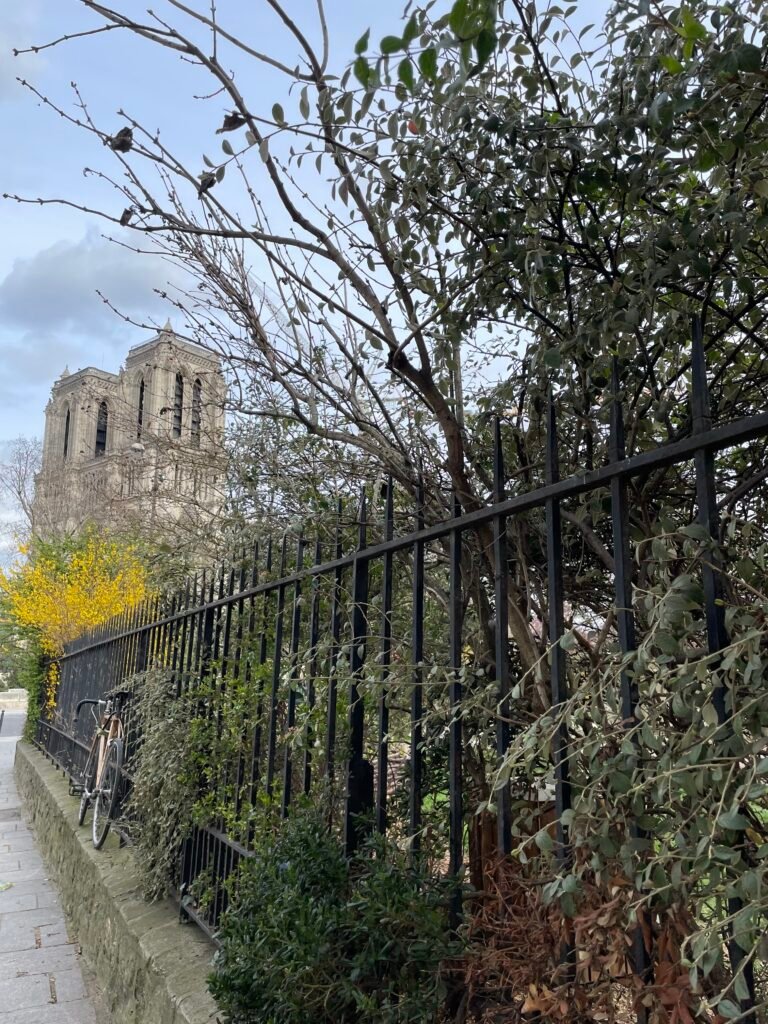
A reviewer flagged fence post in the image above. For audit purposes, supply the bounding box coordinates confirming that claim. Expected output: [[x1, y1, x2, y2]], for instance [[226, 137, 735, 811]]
[[265, 537, 289, 799], [545, 393, 574, 974], [326, 503, 343, 782], [448, 493, 463, 929], [302, 537, 323, 797], [410, 475, 425, 857], [545, 394, 572, 853], [691, 317, 756, 1017], [135, 608, 149, 676], [281, 537, 306, 817], [375, 477, 394, 834], [344, 488, 373, 856], [609, 358, 652, 1011], [492, 419, 512, 857], [247, 539, 268, 819]]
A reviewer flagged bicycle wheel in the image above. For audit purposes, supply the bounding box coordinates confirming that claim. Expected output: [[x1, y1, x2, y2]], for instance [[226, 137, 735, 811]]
[[92, 738, 123, 850], [77, 752, 98, 827]]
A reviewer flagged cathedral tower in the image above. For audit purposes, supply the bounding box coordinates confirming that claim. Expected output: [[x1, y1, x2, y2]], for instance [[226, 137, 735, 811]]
[[33, 324, 227, 538]]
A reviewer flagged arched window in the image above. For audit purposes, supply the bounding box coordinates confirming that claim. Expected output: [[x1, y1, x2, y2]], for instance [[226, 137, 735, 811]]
[[191, 378, 202, 447], [137, 378, 145, 439], [63, 407, 71, 459], [95, 401, 108, 456], [173, 373, 184, 438]]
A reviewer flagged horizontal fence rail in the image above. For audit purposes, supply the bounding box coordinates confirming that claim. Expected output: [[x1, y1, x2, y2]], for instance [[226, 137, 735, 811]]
[[36, 323, 767, 1020]]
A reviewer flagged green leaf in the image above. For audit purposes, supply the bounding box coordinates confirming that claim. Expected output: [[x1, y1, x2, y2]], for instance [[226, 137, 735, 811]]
[[258, 138, 269, 163], [679, 7, 708, 42], [560, 892, 576, 918], [245, 131, 257, 147], [380, 35, 403, 55], [202, 154, 215, 168], [398, 58, 415, 92], [449, 0, 469, 34], [449, 0, 484, 39], [353, 56, 370, 88], [475, 27, 497, 66], [754, 180, 768, 199], [736, 43, 761, 73], [272, 103, 285, 125], [403, 13, 419, 46], [717, 1000, 742, 1020], [611, 771, 633, 794], [718, 809, 749, 831], [221, 139, 234, 156], [299, 87, 310, 120], [535, 829, 554, 852], [419, 47, 438, 81], [659, 55, 684, 75], [354, 29, 370, 55]]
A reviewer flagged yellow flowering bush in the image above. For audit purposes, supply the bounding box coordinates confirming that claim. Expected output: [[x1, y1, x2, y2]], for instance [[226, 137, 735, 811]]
[[0, 533, 148, 656], [0, 531, 150, 718]]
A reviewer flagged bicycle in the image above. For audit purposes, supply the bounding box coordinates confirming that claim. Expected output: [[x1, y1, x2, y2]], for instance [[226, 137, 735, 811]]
[[73, 690, 128, 849]]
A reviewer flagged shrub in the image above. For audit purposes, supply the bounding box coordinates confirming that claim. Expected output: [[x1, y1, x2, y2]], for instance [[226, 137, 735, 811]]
[[0, 531, 149, 738], [209, 810, 457, 1024], [123, 670, 203, 899]]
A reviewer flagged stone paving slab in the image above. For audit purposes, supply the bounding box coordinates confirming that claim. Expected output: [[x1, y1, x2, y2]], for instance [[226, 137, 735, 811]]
[[0, 714, 104, 1022], [3, 1007, 96, 1024], [0, 943, 83, 974]]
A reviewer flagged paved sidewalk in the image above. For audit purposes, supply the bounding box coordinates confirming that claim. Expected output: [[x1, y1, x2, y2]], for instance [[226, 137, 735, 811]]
[[0, 713, 102, 1022]]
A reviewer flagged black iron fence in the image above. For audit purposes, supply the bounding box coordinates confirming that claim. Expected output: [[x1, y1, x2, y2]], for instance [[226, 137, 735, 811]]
[[36, 323, 768, 1019]]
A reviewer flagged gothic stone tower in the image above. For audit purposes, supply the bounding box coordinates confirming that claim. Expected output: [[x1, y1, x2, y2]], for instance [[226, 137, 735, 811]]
[[33, 324, 227, 539]]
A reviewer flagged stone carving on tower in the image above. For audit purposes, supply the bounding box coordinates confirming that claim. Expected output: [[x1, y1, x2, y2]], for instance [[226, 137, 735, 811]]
[[32, 324, 228, 540]]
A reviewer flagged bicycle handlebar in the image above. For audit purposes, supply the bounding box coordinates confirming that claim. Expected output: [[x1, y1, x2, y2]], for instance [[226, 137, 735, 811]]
[[74, 697, 106, 720]]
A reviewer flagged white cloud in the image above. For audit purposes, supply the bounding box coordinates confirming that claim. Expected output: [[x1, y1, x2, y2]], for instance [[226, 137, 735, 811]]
[[0, 229, 178, 336], [0, 332, 84, 388]]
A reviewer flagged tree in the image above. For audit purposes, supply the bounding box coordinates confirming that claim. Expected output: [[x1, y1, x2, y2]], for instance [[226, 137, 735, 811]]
[[0, 436, 41, 542]]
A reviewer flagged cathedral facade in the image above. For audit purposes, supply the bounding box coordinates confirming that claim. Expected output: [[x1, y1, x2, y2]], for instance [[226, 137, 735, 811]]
[[33, 324, 228, 538]]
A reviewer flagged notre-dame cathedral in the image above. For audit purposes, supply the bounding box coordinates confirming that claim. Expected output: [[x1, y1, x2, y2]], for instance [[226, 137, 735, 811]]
[[33, 323, 227, 538]]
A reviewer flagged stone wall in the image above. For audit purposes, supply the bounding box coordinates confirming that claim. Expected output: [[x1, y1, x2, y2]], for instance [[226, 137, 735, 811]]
[[14, 742, 219, 1024]]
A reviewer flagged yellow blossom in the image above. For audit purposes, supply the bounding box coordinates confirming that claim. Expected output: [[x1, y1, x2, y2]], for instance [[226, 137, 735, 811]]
[[0, 534, 149, 658]]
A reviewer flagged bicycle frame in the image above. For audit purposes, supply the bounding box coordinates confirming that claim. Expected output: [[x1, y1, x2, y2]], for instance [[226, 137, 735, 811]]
[[77, 699, 124, 798]]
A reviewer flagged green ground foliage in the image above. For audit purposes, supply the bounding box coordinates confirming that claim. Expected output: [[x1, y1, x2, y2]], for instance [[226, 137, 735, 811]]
[[209, 810, 456, 1024]]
